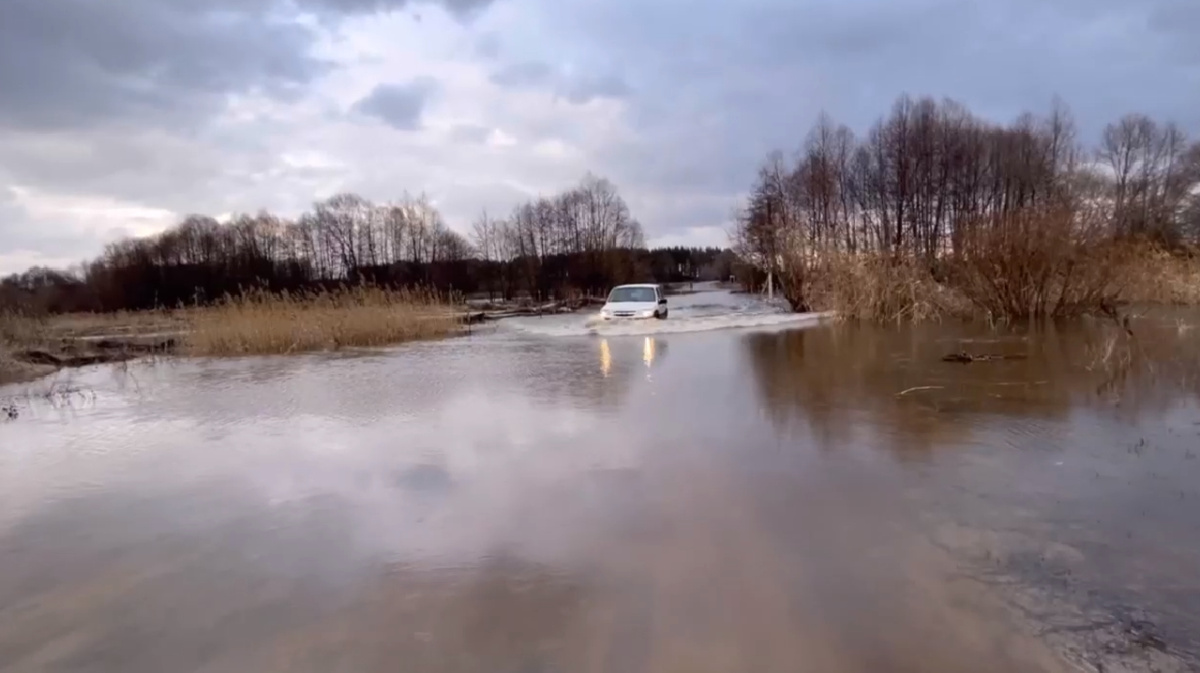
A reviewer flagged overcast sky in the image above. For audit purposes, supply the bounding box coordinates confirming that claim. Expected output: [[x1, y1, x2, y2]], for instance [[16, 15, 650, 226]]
[[1, 0, 1198, 274]]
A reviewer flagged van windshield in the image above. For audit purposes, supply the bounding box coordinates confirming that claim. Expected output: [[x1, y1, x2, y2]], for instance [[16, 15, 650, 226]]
[[608, 287, 657, 303]]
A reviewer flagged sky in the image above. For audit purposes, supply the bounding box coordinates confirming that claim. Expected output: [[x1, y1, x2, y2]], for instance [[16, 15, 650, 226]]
[[1, 0, 1198, 275]]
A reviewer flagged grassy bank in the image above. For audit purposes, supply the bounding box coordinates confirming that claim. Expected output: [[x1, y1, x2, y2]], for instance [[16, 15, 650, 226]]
[[0, 349, 53, 386], [0, 286, 463, 384], [777, 207, 1200, 323], [183, 286, 461, 356], [1, 312, 53, 385], [803, 246, 1200, 323]]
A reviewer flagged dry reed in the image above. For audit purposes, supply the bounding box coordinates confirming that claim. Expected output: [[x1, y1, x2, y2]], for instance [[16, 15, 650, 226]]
[[0, 309, 48, 347], [43, 310, 185, 338], [808, 253, 973, 323], [182, 285, 463, 356], [2, 308, 185, 346], [1119, 247, 1200, 305], [1, 311, 47, 385], [803, 208, 1200, 323]]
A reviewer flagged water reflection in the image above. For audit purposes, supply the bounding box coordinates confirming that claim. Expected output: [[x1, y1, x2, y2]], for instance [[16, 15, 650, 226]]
[[642, 336, 657, 367], [741, 313, 1200, 667], [320, 556, 595, 673], [743, 313, 1200, 454], [600, 336, 666, 379], [0, 482, 596, 673], [4, 303, 1200, 671]]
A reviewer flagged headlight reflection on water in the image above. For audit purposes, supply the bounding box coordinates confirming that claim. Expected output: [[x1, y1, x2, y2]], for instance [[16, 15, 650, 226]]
[[599, 337, 658, 377], [599, 339, 612, 378]]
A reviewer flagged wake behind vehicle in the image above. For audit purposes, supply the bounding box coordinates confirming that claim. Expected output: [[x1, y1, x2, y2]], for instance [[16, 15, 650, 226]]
[[598, 283, 668, 320]]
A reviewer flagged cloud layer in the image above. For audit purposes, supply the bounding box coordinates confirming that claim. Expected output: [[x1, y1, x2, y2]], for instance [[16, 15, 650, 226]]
[[354, 79, 440, 129], [1, 0, 1198, 273]]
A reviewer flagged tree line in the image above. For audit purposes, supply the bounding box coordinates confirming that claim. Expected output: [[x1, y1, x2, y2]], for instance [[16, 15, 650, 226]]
[[732, 95, 1200, 307], [1, 174, 738, 314]]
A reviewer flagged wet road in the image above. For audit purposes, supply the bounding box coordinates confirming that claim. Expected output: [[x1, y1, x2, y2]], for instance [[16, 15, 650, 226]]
[[2, 290, 1199, 672]]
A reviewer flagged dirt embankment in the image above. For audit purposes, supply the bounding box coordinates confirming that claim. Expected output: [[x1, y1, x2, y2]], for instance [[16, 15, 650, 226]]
[[0, 352, 55, 386], [1, 336, 178, 386]]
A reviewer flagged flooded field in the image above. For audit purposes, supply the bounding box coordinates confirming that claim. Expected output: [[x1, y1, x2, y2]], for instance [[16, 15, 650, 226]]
[[2, 288, 1199, 672]]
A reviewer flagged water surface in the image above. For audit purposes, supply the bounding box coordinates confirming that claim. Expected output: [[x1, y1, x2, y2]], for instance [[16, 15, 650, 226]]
[[2, 290, 1198, 672]]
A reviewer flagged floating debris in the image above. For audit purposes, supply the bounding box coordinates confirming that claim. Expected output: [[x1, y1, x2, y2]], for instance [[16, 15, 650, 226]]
[[942, 351, 1028, 363]]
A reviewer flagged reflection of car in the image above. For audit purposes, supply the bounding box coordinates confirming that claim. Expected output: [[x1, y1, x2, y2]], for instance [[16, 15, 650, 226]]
[[599, 284, 668, 320]]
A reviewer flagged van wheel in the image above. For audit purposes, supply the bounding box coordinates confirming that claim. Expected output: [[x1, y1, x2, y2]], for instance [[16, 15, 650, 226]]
[[656, 309, 668, 320]]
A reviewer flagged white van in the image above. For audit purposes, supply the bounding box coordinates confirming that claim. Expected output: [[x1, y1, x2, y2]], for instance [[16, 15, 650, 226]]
[[598, 284, 668, 320]]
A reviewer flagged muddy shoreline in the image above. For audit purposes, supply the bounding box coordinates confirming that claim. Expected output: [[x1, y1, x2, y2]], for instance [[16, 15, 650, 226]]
[[1, 335, 179, 386]]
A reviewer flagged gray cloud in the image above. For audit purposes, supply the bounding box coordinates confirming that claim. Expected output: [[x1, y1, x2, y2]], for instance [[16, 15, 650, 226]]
[[449, 124, 492, 144], [0, 0, 324, 132], [435, 181, 534, 223], [1148, 0, 1200, 64], [353, 79, 439, 130], [474, 32, 502, 59], [0, 189, 126, 266], [551, 0, 1200, 136], [0, 0, 502, 135], [563, 73, 632, 104], [295, 0, 495, 20], [489, 61, 555, 88], [490, 61, 631, 104], [0, 190, 22, 239]]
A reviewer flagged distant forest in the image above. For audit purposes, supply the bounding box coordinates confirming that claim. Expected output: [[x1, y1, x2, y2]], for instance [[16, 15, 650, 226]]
[[0, 174, 741, 314], [10, 93, 1192, 316]]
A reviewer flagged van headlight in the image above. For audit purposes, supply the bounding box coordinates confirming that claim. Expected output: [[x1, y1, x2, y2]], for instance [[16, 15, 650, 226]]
[[639, 310, 655, 318]]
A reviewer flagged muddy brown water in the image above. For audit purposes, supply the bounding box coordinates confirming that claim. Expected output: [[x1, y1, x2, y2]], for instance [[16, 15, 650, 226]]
[[1, 292, 1199, 673]]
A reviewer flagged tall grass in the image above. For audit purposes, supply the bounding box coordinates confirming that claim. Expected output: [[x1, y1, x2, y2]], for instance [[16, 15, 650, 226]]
[[809, 254, 973, 323], [182, 286, 463, 356], [802, 208, 1200, 323], [1121, 247, 1200, 305], [42, 310, 184, 337], [0, 312, 52, 385], [2, 308, 185, 345], [0, 309, 48, 347]]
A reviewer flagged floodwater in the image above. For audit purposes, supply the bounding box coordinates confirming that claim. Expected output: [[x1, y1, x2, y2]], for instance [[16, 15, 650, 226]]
[[2, 287, 1199, 673]]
